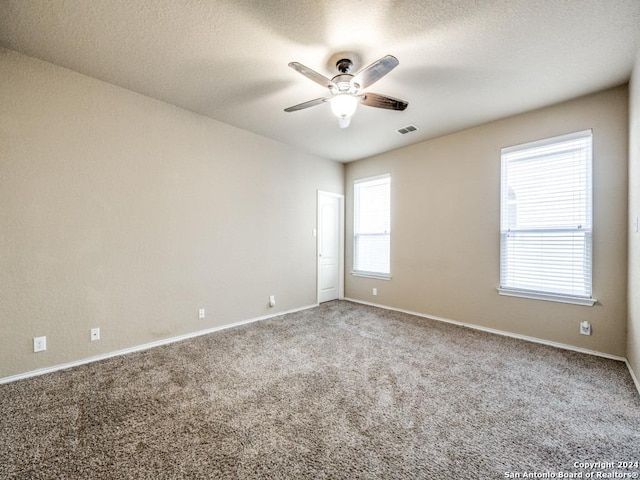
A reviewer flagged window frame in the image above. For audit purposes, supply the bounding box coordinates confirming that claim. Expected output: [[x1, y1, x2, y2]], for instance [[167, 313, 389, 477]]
[[352, 174, 391, 280], [498, 129, 596, 306]]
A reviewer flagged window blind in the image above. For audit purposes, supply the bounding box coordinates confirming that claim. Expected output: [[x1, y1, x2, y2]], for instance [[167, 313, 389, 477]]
[[499, 130, 594, 305], [354, 174, 390, 277]]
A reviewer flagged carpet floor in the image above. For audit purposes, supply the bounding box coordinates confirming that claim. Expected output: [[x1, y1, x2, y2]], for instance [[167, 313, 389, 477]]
[[1, 300, 639, 479]]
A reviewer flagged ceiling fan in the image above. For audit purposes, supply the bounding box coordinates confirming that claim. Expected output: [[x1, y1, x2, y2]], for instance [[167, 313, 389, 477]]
[[284, 54, 408, 128]]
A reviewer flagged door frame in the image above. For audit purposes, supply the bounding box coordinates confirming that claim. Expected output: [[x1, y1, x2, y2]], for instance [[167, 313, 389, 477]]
[[317, 190, 345, 304]]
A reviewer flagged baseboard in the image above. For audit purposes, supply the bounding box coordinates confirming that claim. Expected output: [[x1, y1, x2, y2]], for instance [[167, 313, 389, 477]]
[[343, 297, 628, 363], [344, 297, 640, 397], [626, 360, 640, 397], [6, 300, 639, 398], [0, 303, 318, 385]]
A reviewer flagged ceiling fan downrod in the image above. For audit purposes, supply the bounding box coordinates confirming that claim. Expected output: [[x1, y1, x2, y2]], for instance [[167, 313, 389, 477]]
[[335, 58, 353, 74]]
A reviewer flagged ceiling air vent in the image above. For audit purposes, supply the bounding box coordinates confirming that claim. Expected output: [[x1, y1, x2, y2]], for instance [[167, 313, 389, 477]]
[[397, 124, 418, 135]]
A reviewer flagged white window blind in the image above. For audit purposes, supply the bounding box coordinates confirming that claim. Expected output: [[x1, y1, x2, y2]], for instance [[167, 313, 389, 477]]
[[353, 174, 390, 278], [499, 130, 595, 306]]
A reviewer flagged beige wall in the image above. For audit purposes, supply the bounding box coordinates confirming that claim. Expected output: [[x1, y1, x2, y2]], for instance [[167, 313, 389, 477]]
[[628, 51, 640, 381], [0, 44, 633, 380], [346, 86, 629, 357], [0, 48, 344, 379]]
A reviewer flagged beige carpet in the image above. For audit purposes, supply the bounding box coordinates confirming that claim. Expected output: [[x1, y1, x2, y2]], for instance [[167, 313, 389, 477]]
[[1, 300, 639, 479]]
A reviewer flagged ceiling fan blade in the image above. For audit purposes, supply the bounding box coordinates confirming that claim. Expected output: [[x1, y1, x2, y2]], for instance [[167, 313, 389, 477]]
[[284, 97, 328, 112], [288, 62, 336, 89], [361, 92, 408, 111], [351, 55, 399, 90]]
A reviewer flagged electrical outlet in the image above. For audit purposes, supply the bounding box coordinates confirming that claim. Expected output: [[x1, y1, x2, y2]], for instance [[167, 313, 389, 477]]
[[269, 295, 276, 308], [372, 288, 377, 296], [198, 308, 205, 319], [90, 328, 100, 341], [580, 321, 591, 336], [33, 336, 46, 353]]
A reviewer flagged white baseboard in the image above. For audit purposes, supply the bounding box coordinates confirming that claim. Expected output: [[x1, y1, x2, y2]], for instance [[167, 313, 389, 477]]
[[345, 297, 640, 398], [343, 297, 628, 363], [5, 299, 639, 399], [626, 360, 640, 397], [0, 303, 318, 385]]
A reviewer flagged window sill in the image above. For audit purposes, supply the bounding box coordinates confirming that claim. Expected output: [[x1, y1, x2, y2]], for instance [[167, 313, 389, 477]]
[[497, 288, 596, 306], [351, 271, 392, 281]]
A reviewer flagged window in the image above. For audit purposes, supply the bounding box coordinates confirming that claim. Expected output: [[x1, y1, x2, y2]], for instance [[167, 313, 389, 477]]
[[499, 130, 595, 306], [353, 174, 391, 279]]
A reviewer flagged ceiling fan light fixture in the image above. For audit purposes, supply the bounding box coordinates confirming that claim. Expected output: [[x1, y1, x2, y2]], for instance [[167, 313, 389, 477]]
[[330, 93, 359, 119]]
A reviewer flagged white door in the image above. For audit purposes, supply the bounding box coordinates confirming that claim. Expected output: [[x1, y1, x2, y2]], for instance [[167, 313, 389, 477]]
[[318, 191, 343, 303]]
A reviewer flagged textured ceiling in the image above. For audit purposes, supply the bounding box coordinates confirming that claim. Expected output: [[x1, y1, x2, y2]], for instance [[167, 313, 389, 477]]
[[1, 0, 639, 162]]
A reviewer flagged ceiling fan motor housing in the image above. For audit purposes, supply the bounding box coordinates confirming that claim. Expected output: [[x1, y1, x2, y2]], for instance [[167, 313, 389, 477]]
[[332, 59, 357, 93], [330, 74, 356, 94]]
